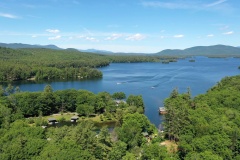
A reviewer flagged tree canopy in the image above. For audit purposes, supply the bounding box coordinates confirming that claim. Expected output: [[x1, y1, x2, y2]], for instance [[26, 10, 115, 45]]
[[164, 75, 240, 159], [0, 87, 171, 159]]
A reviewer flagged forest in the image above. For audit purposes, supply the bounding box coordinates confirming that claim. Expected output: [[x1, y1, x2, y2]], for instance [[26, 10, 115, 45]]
[[164, 75, 240, 159], [0, 47, 164, 82], [0, 85, 176, 159]]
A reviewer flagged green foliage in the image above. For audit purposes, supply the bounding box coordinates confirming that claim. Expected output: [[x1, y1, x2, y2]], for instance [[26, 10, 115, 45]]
[[0, 87, 167, 159], [112, 92, 126, 99], [164, 75, 240, 159], [126, 95, 144, 108], [0, 120, 46, 159], [76, 104, 94, 117], [0, 47, 107, 82], [108, 141, 127, 160], [142, 143, 169, 160], [0, 104, 11, 128], [0, 85, 4, 96], [122, 152, 136, 160], [117, 113, 156, 149]]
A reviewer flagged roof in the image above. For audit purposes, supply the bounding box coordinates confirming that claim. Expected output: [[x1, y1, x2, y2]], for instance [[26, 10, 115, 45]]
[[142, 132, 149, 136], [159, 107, 166, 112], [71, 116, 79, 120], [48, 117, 56, 122]]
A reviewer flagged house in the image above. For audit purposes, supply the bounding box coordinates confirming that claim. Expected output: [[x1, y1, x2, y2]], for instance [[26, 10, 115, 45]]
[[114, 100, 126, 106], [142, 132, 149, 137], [71, 116, 79, 122], [48, 117, 58, 124]]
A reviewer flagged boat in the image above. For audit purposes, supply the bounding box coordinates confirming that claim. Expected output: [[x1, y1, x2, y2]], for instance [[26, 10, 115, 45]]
[[159, 107, 167, 114]]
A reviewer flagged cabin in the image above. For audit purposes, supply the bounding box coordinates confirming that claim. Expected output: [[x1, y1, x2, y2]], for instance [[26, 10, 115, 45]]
[[114, 100, 126, 106], [71, 116, 79, 122], [159, 107, 167, 114], [48, 117, 58, 124]]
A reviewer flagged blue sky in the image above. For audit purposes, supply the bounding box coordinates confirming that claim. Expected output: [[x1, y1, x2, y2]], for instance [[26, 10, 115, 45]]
[[0, 0, 240, 53]]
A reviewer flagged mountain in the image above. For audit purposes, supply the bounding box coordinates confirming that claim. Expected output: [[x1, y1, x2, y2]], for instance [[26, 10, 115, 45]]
[[156, 45, 240, 57], [0, 43, 62, 50], [79, 49, 114, 54]]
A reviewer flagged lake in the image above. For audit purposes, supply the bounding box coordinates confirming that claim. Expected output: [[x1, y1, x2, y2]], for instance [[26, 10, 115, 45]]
[[6, 57, 240, 127]]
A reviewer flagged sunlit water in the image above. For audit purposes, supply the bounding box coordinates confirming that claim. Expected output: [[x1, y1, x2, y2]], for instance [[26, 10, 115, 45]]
[[5, 57, 240, 126]]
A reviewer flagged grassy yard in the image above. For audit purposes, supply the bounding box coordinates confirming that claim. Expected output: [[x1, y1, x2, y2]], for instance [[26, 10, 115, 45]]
[[160, 140, 178, 153], [38, 112, 117, 127]]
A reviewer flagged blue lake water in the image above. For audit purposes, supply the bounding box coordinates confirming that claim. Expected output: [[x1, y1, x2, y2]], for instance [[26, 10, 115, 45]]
[[6, 57, 240, 126]]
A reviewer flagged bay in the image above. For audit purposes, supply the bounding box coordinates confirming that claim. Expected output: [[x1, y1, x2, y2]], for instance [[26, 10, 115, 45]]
[[6, 57, 240, 126]]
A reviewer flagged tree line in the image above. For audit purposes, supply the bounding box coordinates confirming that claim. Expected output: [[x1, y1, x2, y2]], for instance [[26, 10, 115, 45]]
[[0, 84, 145, 118]]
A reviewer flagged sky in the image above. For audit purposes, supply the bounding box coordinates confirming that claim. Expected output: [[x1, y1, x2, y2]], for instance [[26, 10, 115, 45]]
[[0, 0, 240, 53]]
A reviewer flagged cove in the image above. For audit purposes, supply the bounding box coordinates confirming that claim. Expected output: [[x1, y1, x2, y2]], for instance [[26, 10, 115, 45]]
[[6, 57, 240, 126]]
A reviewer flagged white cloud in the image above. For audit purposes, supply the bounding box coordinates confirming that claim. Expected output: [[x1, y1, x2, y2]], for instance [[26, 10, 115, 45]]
[[206, 0, 227, 7], [85, 37, 99, 42], [141, 0, 232, 12], [48, 35, 61, 40], [32, 35, 37, 38], [141, 1, 199, 9], [173, 34, 184, 38], [223, 31, 233, 35], [105, 34, 122, 40], [219, 25, 229, 30], [207, 34, 214, 37], [0, 13, 19, 19], [125, 33, 145, 41], [77, 35, 83, 38], [46, 29, 60, 33], [160, 36, 165, 39], [83, 28, 93, 36]]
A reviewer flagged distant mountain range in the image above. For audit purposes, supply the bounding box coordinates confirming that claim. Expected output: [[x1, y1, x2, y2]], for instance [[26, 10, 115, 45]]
[[0, 43, 116, 54], [79, 49, 114, 54], [1, 43, 240, 56], [0, 43, 62, 50], [157, 45, 240, 56]]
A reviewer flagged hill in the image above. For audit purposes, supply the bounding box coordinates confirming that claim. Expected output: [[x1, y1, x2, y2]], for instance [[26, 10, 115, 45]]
[[0, 47, 109, 81], [157, 45, 240, 57], [0, 43, 62, 50], [79, 48, 114, 54]]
